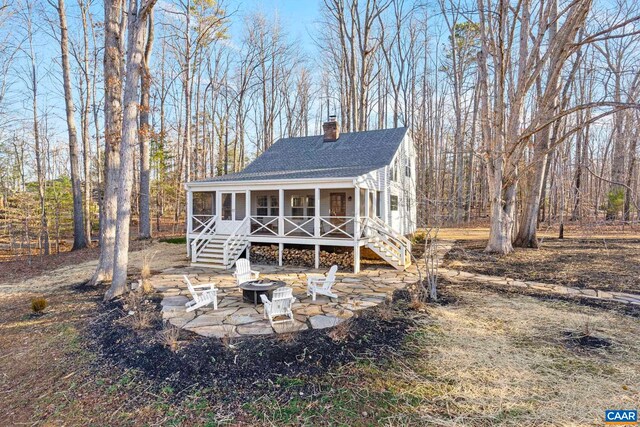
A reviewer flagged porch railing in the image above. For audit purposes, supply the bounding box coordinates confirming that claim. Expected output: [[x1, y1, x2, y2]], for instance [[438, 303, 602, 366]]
[[283, 216, 315, 237], [190, 215, 217, 262], [192, 214, 215, 233], [249, 215, 361, 238], [319, 216, 355, 238], [249, 216, 278, 236]]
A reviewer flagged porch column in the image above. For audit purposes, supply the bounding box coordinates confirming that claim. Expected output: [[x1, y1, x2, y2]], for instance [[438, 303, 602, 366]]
[[315, 245, 320, 269], [215, 191, 222, 221], [353, 245, 361, 273], [246, 190, 251, 258], [382, 168, 389, 222], [186, 189, 193, 257], [278, 188, 284, 236], [278, 242, 284, 266], [353, 186, 360, 240], [364, 189, 370, 218], [246, 189, 251, 226], [186, 189, 193, 234], [373, 191, 378, 217], [314, 187, 320, 237]]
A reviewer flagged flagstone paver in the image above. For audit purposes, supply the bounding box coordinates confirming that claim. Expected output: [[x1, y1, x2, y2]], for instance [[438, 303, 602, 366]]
[[152, 241, 455, 338]]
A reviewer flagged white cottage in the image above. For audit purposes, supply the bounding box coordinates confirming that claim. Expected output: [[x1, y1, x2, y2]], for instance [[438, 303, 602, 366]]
[[185, 118, 416, 273]]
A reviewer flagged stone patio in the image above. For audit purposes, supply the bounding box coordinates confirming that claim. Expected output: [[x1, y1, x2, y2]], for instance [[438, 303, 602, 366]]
[[152, 263, 421, 338]]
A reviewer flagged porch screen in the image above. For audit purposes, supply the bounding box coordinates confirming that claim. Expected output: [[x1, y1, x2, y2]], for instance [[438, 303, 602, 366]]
[[192, 192, 214, 215]]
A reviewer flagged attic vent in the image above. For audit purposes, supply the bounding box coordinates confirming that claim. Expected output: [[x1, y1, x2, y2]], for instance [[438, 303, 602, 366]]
[[322, 115, 340, 142]]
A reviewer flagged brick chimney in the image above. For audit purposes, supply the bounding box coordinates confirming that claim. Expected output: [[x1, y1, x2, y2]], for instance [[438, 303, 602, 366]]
[[323, 115, 340, 142]]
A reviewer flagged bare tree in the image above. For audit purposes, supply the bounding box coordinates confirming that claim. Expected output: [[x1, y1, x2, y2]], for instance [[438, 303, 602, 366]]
[[138, 10, 154, 239], [106, 0, 157, 300], [51, 0, 87, 250], [90, 0, 124, 285]]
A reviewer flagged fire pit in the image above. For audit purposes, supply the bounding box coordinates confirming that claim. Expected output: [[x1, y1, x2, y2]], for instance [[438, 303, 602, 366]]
[[239, 280, 286, 306]]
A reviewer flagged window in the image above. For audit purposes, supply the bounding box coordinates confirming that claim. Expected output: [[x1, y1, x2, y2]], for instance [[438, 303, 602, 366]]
[[270, 195, 279, 216], [257, 195, 268, 216], [405, 158, 411, 177], [390, 195, 398, 211], [391, 158, 399, 181], [291, 195, 314, 217], [221, 193, 232, 220], [256, 194, 279, 216], [307, 196, 315, 217], [291, 195, 304, 216], [376, 191, 382, 217]]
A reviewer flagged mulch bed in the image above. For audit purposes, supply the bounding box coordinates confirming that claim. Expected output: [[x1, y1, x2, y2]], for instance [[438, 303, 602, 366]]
[[84, 289, 415, 405], [443, 238, 640, 294]]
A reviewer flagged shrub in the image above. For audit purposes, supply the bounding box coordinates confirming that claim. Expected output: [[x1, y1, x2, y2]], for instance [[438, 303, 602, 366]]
[[31, 297, 48, 313], [327, 319, 352, 342], [159, 324, 181, 352], [161, 237, 186, 244], [412, 231, 426, 245], [606, 188, 625, 219], [127, 292, 151, 329]]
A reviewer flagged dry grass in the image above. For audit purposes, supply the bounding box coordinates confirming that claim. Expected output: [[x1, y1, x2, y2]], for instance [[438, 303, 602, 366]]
[[30, 296, 48, 313], [398, 285, 640, 426], [124, 291, 152, 330], [158, 323, 181, 352], [327, 319, 352, 342], [140, 251, 156, 294], [373, 300, 394, 321], [434, 223, 640, 241], [444, 238, 640, 293]]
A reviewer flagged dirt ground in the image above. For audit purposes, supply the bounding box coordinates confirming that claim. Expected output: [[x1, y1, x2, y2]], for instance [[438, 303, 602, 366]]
[[444, 238, 640, 293], [1, 232, 640, 425]]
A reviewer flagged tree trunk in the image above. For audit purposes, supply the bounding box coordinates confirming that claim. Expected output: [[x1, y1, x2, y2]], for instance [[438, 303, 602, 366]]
[[91, 0, 124, 285], [106, 0, 156, 300], [55, 0, 86, 250], [27, 7, 49, 256], [138, 11, 154, 240]]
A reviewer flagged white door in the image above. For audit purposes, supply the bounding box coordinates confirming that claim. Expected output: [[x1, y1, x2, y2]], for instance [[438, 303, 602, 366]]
[[218, 192, 247, 234]]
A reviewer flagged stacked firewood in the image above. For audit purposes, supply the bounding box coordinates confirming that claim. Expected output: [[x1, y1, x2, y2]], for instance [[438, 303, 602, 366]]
[[250, 245, 353, 269]]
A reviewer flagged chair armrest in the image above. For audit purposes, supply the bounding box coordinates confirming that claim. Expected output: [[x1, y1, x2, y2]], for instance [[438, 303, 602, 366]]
[[232, 272, 239, 277], [259, 294, 270, 304], [307, 277, 324, 285], [251, 271, 259, 277], [291, 297, 297, 305]]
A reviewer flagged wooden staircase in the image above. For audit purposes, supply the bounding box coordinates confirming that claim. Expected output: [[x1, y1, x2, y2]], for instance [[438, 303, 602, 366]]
[[364, 217, 412, 271]]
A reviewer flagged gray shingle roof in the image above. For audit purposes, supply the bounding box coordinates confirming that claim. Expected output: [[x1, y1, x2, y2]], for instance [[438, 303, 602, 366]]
[[195, 127, 408, 183]]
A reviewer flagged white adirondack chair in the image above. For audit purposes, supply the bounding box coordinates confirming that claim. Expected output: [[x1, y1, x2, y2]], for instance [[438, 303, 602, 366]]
[[184, 275, 218, 312], [260, 287, 296, 326], [233, 258, 259, 285], [306, 265, 339, 301]]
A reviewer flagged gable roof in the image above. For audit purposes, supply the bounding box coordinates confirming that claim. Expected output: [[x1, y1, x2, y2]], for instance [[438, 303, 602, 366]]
[[196, 127, 408, 183]]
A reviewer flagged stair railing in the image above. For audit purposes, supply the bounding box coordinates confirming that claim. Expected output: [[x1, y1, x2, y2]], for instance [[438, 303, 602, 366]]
[[223, 216, 249, 267], [191, 215, 218, 263], [365, 217, 412, 266]]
